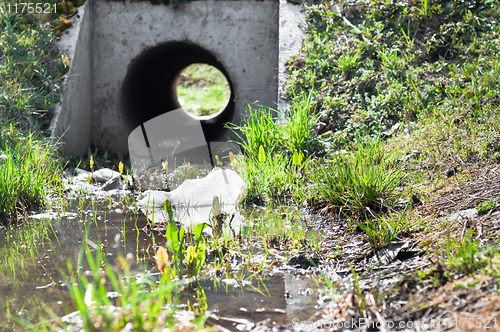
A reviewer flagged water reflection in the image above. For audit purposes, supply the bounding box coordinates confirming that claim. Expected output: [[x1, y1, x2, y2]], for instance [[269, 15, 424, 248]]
[[137, 167, 246, 233], [197, 273, 322, 329], [0, 202, 324, 331]]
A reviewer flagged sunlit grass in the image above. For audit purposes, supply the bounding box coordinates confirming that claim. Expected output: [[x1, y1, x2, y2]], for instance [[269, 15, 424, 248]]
[[177, 63, 230, 117], [230, 94, 326, 204], [0, 1, 63, 130], [310, 134, 406, 213], [285, 0, 500, 149], [0, 125, 62, 219], [63, 249, 208, 332], [0, 1, 66, 222]]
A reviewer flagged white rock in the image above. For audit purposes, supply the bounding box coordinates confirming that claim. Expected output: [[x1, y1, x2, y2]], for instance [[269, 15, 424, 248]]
[[137, 168, 246, 231], [138, 167, 245, 208], [92, 168, 121, 183]]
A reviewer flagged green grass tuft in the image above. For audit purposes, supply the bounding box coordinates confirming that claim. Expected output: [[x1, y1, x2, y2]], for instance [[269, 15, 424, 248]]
[[311, 134, 406, 212], [230, 95, 325, 204], [476, 200, 497, 215], [0, 125, 61, 219], [63, 248, 208, 332]]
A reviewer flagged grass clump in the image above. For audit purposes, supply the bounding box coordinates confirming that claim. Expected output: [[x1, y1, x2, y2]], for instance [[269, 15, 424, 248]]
[[62, 249, 208, 332], [0, 126, 61, 220], [233, 100, 406, 212], [311, 134, 406, 212], [444, 231, 487, 276], [235, 93, 324, 160], [0, 1, 64, 131], [354, 209, 419, 250], [279, 93, 324, 156], [241, 149, 292, 203], [231, 94, 325, 203]]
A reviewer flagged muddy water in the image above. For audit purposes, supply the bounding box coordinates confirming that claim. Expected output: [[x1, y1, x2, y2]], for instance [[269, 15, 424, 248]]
[[0, 200, 328, 331]]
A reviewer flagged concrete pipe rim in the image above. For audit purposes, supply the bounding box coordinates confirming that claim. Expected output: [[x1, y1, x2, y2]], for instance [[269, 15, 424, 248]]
[[121, 41, 235, 143]]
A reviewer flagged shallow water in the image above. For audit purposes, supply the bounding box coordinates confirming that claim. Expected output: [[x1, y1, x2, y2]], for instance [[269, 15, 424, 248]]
[[0, 198, 328, 331]]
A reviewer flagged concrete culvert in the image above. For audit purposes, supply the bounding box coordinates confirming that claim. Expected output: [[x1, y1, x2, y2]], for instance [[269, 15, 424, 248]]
[[121, 41, 235, 143], [51, 0, 280, 155]]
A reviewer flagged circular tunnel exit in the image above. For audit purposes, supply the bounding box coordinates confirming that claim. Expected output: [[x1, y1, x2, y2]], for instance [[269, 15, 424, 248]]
[[121, 42, 235, 143]]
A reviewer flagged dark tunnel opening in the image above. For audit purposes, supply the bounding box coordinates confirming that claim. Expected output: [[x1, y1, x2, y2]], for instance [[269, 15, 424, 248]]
[[121, 41, 235, 143]]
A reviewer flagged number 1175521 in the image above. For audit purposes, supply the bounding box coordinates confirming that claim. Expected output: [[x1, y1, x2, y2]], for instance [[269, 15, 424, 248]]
[[6, 3, 57, 14]]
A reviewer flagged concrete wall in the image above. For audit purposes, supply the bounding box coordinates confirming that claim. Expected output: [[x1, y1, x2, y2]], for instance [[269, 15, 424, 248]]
[[278, 0, 306, 111], [50, 2, 93, 155], [52, 0, 280, 155]]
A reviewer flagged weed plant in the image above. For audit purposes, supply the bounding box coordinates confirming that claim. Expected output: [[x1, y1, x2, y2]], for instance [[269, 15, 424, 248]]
[[157, 200, 206, 280], [476, 200, 498, 215]]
